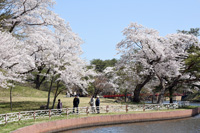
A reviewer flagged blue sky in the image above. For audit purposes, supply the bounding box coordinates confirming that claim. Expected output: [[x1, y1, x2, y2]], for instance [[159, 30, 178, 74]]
[[54, 0, 200, 62]]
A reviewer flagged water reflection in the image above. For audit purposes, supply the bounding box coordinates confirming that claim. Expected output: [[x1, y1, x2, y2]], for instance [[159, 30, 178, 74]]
[[65, 115, 200, 133], [145, 101, 200, 106], [189, 102, 200, 106]]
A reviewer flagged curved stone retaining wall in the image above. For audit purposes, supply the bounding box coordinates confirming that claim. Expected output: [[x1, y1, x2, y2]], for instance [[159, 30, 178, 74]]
[[13, 107, 200, 133]]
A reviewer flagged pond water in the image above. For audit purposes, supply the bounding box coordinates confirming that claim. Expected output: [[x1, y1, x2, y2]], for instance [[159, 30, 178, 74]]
[[145, 101, 200, 106], [187, 102, 200, 106], [65, 114, 200, 133], [61, 102, 200, 133]]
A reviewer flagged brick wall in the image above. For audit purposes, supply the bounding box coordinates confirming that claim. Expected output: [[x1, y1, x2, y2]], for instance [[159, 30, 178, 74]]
[[12, 107, 200, 133]]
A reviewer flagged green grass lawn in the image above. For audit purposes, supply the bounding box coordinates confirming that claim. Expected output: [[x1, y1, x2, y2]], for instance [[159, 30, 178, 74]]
[[0, 85, 126, 133], [0, 85, 120, 114]]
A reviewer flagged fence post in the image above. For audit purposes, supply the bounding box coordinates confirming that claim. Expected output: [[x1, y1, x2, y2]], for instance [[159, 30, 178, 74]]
[[34, 111, 36, 121], [106, 105, 109, 113], [49, 110, 51, 120], [77, 107, 80, 118], [126, 105, 128, 113], [86, 107, 89, 115], [18, 112, 21, 121], [143, 104, 145, 112], [66, 108, 68, 119], [173, 103, 175, 109], [66, 108, 68, 115], [5, 113, 7, 125]]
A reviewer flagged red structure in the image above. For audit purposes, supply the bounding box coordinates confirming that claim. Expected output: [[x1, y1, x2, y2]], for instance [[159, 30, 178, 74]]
[[103, 93, 184, 98], [103, 94, 132, 98]]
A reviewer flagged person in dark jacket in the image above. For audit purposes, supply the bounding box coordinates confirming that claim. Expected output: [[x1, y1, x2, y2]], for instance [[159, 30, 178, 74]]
[[95, 96, 100, 113], [73, 95, 80, 113], [57, 99, 62, 113]]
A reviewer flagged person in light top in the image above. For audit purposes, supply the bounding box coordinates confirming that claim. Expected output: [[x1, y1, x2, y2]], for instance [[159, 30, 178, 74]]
[[90, 96, 95, 113]]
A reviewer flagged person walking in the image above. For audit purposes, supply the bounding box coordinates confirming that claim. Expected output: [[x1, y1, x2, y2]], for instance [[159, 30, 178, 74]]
[[95, 96, 100, 114], [57, 99, 62, 114], [90, 96, 95, 113], [73, 95, 80, 114]]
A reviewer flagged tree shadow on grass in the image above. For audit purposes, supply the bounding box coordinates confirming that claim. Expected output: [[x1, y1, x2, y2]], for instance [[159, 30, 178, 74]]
[[0, 101, 47, 114]]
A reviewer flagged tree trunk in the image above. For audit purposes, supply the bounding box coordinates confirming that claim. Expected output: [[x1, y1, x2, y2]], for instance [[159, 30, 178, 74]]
[[124, 89, 127, 102], [35, 68, 50, 89], [157, 87, 165, 104], [165, 76, 181, 104], [156, 78, 166, 104], [133, 87, 141, 103], [169, 87, 173, 103], [35, 74, 40, 89], [166, 63, 196, 103], [152, 91, 155, 104], [10, 85, 13, 111], [52, 81, 60, 109], [133, 74, 152, 103], [46, 76, 54, 109]]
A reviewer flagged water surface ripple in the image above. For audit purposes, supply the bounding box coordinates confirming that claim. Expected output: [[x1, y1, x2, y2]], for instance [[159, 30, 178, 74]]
[[65, 114, 200, 133]]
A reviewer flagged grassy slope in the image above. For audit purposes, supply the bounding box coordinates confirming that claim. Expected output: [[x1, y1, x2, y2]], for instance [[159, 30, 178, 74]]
[[0, 85, 51, 114], [0, 85, 118, 114]]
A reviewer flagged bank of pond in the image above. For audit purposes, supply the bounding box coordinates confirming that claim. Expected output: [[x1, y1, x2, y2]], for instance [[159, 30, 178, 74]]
[[12, 107, 200, 133], [69, 114, 200, 133]]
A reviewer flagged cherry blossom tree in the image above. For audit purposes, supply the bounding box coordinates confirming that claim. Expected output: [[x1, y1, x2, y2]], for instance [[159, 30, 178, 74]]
[[0, 30, 34, 110], [116, 23, 161, 103], [1, 0, 57, 33], [157, 33, 199, 103], [0, 0, 96, 110], [0, 0, 64, 89], [0, 30, 35, 87], [116, 23, 199, 103]]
